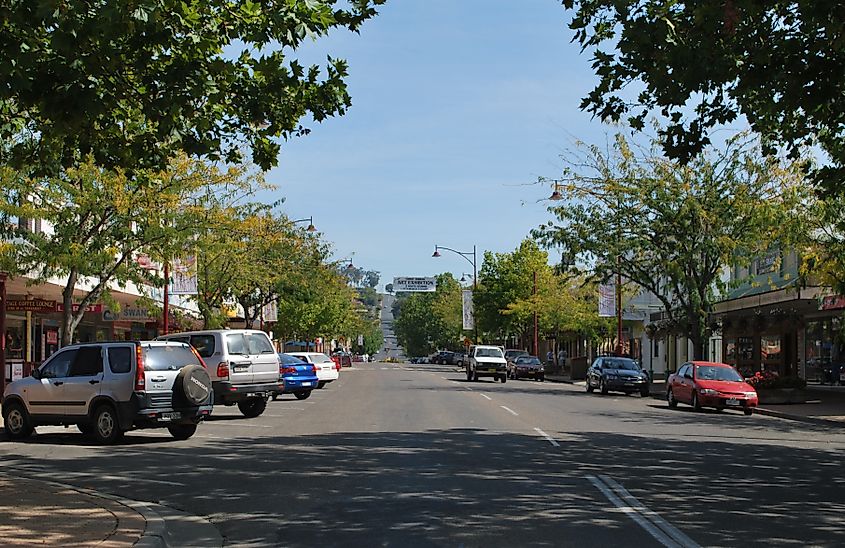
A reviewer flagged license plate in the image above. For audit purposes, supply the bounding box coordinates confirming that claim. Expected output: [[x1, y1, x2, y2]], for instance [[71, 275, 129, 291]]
[[726, 399, 740, 406], [160, 412, 181, 421], [247, 392, 266, 398], [488, 368, 497, 372], [301, 382, 312, 387]]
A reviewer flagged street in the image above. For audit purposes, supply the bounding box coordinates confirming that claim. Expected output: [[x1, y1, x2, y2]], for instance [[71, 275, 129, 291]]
[[2, 363, 844, 547]]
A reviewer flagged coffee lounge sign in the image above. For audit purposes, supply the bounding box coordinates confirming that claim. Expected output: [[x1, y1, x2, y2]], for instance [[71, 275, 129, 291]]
[[5, 299, 104, 313]]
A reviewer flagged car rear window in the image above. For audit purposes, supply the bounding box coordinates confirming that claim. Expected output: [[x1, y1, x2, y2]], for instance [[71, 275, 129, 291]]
[[226, 333, 248, 355], [189, 335, 215, 358], [247, 333, 275, 354], [280, 354, 307, 365], [144, 345, 202, 371], [315, 354, 334, 363]]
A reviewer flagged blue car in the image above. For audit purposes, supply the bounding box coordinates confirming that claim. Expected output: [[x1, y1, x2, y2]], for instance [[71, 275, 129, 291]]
[[274, 353, 319, 400]]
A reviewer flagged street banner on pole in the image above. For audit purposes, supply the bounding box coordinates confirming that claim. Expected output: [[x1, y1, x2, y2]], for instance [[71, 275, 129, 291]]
[[170, 255, 198, 295], [462, 289, 475, 331], [393, 276, 436, 292], [599, 282, 616, 317], [261, 301, 278, 323]]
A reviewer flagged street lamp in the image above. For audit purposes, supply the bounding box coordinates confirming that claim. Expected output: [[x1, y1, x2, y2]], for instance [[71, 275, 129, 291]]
[[432, 244, 478, 343], [292, 216, 317, 232], [540, 177, 565, 201]]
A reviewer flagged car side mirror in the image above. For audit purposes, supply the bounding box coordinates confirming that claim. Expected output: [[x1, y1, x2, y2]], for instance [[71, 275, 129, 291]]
[[31, 368, 41, 380]]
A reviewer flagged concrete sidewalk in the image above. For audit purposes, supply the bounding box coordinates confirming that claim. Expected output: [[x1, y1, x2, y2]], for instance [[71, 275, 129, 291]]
[[0, 474, 153, 547]]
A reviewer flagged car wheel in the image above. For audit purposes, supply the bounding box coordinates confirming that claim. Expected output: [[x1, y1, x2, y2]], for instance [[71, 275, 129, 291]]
[[92, 404, 123, 445], [501, 374, 507, 384], [667, 389, 677, 408], [3, 401, 34, 440], [744, 408, 754, 416], [600, 378, 609, 395], [586, 380, 594, 393], [237, 398, 267, 418], [168, 424, 197, 440], [294, 391, 311, 400], [692, 392, 702, 412], [539, 375, 544, 382]]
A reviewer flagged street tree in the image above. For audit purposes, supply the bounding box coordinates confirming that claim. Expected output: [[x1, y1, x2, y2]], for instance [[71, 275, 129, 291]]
[[0, 155, 219, 345], [560, 1, 845, 192], [474, 240, 551, 347], [534, 134, 806, 359], [393, 274, 463, 357], [0, 0, 386, 175]]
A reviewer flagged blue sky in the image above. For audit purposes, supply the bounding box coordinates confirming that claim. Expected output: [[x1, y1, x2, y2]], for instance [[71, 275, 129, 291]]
[[267, 0, 614, 289]]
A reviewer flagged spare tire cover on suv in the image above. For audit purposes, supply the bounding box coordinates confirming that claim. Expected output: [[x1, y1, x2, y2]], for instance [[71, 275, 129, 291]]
[[176, 365, 212, 406]]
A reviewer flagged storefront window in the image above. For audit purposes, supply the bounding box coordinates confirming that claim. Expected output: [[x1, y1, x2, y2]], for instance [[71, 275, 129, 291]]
[[738, 337, 754, 361], [725, 339, 736, 362], [806, 318, 843, 382], [761, 335, 782, 361], [4, 321, 25, 360]]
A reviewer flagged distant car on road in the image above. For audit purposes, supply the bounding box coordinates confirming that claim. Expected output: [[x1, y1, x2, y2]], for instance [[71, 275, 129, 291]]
[[511, 356, 545, 381], [667, 361, 758, 415], [274, 354, 319, 400], [431, 351, 457, 365], [586, 356, 650, 397], [504, 349, 529, 377]]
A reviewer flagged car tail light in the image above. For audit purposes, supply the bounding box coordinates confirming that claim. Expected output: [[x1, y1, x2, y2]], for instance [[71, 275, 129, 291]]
[[311, 365, 317, 375], [217, 362, 230, 379], [190, 346, 207, 368], [135, 345, 145, 391], [282, 366, 297, 375]]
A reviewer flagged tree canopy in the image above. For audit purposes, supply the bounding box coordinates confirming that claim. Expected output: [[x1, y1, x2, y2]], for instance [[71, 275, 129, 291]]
[[0, 0, 385, 174], [393, 274, 464, 357], [561, 1, 845, 192], [534, 133, 806, 359]]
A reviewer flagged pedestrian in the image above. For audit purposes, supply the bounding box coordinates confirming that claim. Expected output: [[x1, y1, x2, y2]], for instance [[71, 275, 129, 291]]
[[546, 350, 554, 365]]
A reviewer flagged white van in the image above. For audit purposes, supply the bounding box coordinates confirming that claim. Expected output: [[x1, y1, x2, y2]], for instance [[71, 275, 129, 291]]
[[157, 329, 280, 417]]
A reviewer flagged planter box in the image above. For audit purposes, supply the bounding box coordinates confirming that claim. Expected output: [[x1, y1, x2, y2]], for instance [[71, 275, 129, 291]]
[[756, 387, 808, 405]]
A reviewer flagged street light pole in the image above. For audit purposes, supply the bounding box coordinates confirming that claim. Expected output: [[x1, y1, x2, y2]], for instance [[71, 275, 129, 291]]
[[432, 244, 478, 343]]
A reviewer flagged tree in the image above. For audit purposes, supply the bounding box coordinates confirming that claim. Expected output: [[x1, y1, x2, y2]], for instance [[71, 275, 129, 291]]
[[561, 1, 845, 191], [534, 133, 806, 359], [0, 0, 385, 174], [0, 155, 217, 345], [393, 274, 464, 356], [474, 240, 551, 346]]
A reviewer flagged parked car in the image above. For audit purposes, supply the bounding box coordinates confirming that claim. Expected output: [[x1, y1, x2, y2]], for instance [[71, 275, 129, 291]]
[[288, 352, 340, 388], [586, 356, 650, 397], [466, 345, 508, 383], [431, 351, 455, 365], [274, 353, 319, 400], [2, 341, 213, 444], [667, 361, 758, 415], [511, 355, 545, 381], [157, 329, 280, 418], [331, 351, 353, 368], [504, 349, 529, 377]]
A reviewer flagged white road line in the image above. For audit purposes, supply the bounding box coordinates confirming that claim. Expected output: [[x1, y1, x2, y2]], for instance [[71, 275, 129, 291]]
[[465, 386, 473, 391], [586, 475, 699, 548], [500, 405, 518, 416], [480, 394, 492, 400], [533, 427, 560, 447], [599, 475, 701, 548]]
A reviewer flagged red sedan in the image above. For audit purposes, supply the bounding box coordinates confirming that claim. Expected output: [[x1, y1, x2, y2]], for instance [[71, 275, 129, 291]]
[[667, 361, 758, 415]]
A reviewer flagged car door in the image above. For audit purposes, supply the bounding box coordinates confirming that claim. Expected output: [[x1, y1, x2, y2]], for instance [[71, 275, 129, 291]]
[[676, 364, 693, 403], [247, 332, 279, 384], [225, 333, 253, 385], [26, 348, 78, 416], [63, 346, 104, 417]]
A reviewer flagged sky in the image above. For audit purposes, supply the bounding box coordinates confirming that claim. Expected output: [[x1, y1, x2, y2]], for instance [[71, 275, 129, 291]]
[[265, 0, 617, 290]]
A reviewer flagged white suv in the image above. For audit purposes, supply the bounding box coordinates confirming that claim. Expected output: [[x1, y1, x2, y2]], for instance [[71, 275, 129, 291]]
[[157, 329, 280, 417], [2, 341, 213, 444]]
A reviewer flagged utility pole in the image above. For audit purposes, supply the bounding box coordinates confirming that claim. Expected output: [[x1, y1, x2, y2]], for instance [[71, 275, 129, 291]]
[[533, 270, 539, 356], [163, 262, 170, 336], [615, 267, 623, 356]]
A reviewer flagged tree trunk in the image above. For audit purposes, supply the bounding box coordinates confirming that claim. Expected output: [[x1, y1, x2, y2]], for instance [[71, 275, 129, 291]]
[[60, 273, 78, 347]]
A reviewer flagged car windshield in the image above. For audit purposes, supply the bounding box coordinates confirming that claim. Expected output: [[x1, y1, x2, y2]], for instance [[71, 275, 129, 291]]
[[476, 348, 504, 359], [517, 357, 541, 365], [506, 350, 528, 358], [603, 359, 640, 371], [696, 365, 743, 382]]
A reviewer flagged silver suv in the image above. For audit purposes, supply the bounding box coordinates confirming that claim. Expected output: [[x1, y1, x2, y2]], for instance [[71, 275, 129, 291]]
[[157, 329, 280, 418], [2, 341, 213, 444]]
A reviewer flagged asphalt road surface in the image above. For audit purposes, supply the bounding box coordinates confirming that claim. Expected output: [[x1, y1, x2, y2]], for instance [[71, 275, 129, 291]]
[[4, 363, 845, 547]]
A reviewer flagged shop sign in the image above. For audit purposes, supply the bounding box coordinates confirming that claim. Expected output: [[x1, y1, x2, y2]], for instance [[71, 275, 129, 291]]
[[11, 363, 23, 381], [103, 308, 152, 322], [46, 330, 58, 345], [6, 299, 56, 312], [822, 295, 845, 310], [55, 303, 103, 313]]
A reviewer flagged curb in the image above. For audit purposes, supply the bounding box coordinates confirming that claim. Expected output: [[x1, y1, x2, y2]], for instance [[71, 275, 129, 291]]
[[754, 406, 845, 427], [0, 468, 220, 547]]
